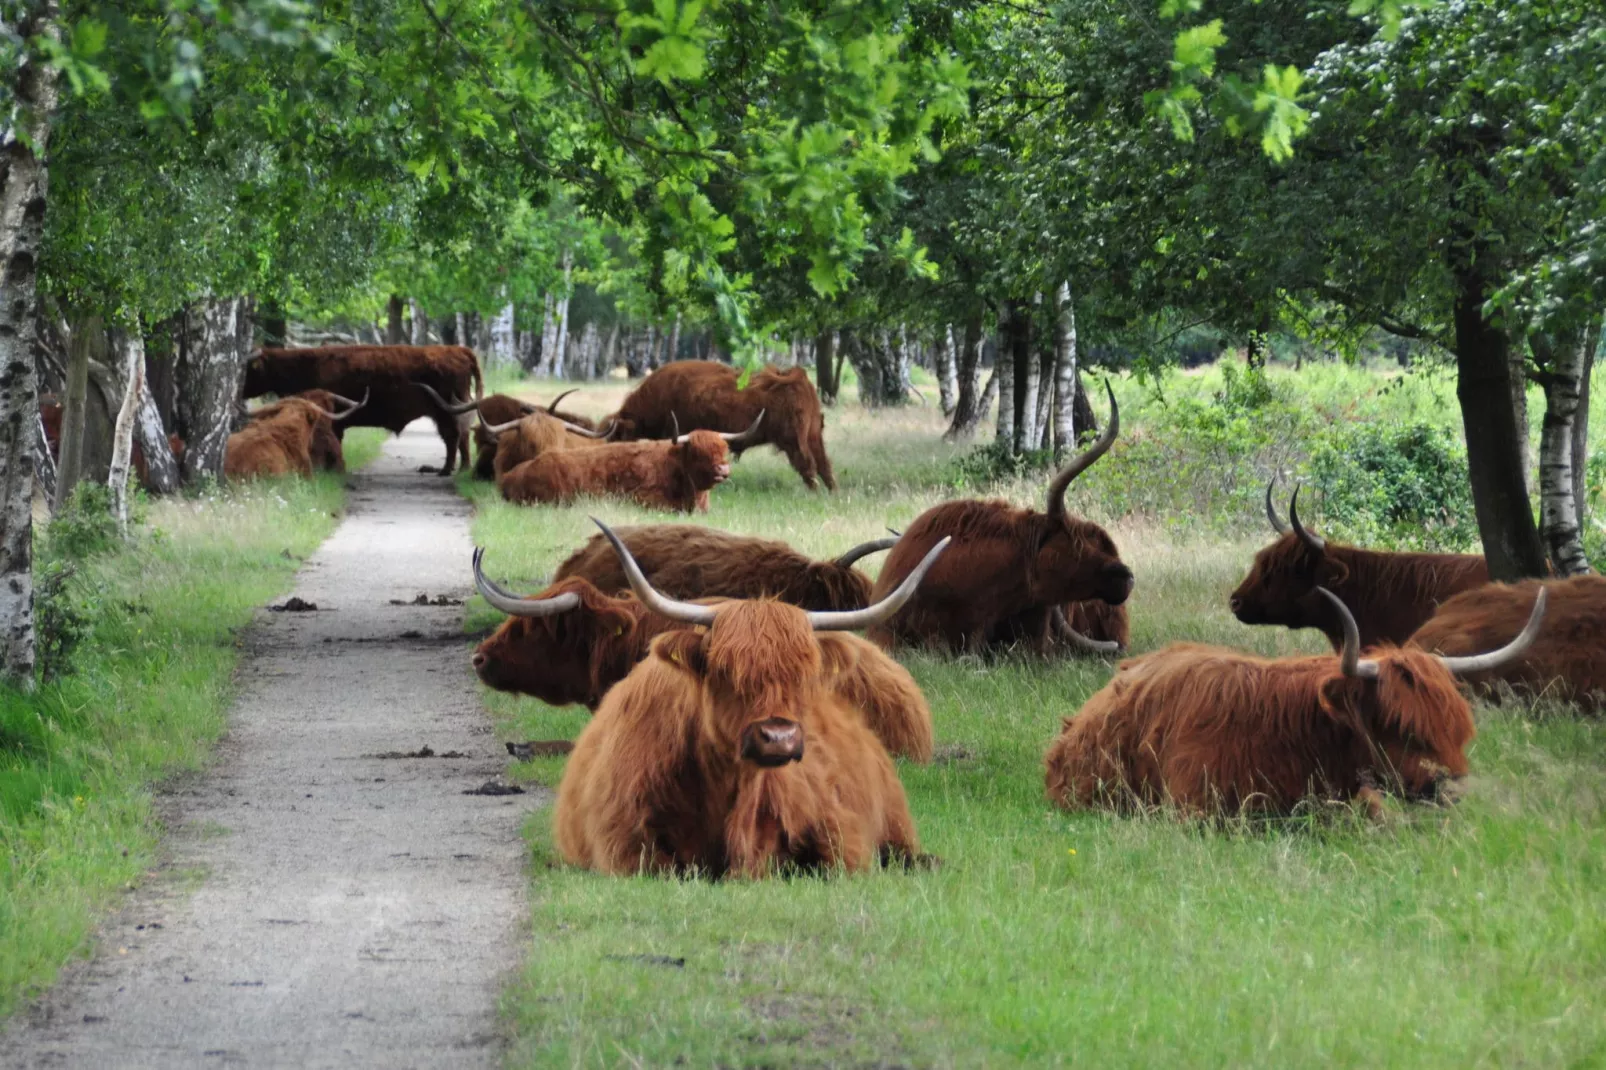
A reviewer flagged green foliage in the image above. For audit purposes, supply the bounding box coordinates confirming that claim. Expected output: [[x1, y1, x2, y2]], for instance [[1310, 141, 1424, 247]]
[[42, 483, 119, 561], [31, 559, 97, 684], [1306, 422, 1479, 551]]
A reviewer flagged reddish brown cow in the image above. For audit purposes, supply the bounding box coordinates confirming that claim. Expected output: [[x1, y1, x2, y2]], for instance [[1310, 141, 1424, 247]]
[[471, 547, 934, 761], [553, 525, 897, 611], [1412, 575, 1605, 710], [243, 345, 483, 475], [1230, 484, 1490, 651], [869, 384, 1131, 656], [609, 362, 836, 490], [552, 522, 948, 876], [248, 390, 367, 472], [479, 410, 613, 482], [498, 417, 762, 513], [1045, 587, 1546, 815], [225, 392, 365, 479], [413, 384, 603, 478]]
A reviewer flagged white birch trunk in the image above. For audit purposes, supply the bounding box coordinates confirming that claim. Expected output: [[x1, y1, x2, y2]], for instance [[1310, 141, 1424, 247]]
[[107, 329, 144, 537], [601, 322, 619, 379], [667, 313, 681, 367], [552, 249, 573, 378], [1536, 328, 1593, 575], [936, 324, 958, 416], [1052, 281, 1079, 456], [1016, 342, 1040, 453], [1511, 348, 1532, 498], [994, 319, 1015, 447], [133, 368, 179, 495], [179, 297, 253, 482], [409, 300, 429, 344], [54, 315, 97, 510]]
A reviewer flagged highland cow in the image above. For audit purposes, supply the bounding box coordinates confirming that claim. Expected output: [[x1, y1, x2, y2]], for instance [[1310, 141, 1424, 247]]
[[869, 383, 1131, 656], [551, 522, 948, 876], [609, 362, 836, 490], [225, 391, 366, 479], [413, 384, 603, 479], [1412, 574, 1605, 710], [1230, 484, 1491, 650], [1045, 587, 1545, 815]]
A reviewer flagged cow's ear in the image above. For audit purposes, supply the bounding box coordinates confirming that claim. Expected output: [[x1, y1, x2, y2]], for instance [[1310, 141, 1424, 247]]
[[656, 630, 707, 676], [814, 633, 861, 678], [1318, 676, 1365, 730]]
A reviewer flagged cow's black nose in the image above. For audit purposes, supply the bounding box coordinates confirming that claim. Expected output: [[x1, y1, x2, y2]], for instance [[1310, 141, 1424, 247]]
[[471, 652, 487, 669], [1229, 595, 1242, 612]]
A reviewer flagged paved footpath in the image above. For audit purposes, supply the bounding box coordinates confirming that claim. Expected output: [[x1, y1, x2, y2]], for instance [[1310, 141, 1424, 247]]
[[3, 424, 534, 1069]]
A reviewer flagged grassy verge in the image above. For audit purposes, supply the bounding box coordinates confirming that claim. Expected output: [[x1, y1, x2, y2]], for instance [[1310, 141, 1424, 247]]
[[466, 377, 1606, 1067], [0, 428, 385, 1020]]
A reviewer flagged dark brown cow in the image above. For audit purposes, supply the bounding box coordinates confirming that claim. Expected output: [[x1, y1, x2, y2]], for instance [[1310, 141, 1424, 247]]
[[225, 392, 365, 479], [552, 522, 948, 876], [471, 545, 936, 761], [499, 417, 762, 513], [1412, 574, 1605, 710], [609, 362, 835, 490], [553, 525, 897, 611], [868, 384, 1131, 656], [413, 384, 603, 479], [1231, 484, 1490, 651], [243, 345, 483, 475], [1045, 587, 1546, 816]]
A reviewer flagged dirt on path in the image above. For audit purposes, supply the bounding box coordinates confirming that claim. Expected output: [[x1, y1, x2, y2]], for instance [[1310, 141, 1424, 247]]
[[3, 425, 535, 1069]]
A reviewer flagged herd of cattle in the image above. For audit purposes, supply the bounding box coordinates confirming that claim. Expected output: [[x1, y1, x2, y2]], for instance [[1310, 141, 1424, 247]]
[[207, 343, 1602, 878]]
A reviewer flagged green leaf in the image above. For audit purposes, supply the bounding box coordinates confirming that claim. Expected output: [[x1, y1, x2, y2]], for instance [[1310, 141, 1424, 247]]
[[1172, 20, 1226, 77]]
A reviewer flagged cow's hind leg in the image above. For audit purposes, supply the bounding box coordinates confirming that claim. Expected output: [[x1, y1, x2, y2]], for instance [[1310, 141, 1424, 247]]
[[432, 416, 459, 476], [780, 440, 820, 490]]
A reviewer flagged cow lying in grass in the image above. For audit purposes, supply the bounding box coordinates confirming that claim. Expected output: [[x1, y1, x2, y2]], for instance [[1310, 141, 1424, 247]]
[[225, 391, 366, 479], [470, 547, 934, 761], [1045, 587, 1546, 816], [554, 524, 897, 611], [551, 521, 948, 876], [414, 384, 604, 479], [1231, 483, 1490, 650], [1412, 574, 1604, 710], [498, 415, 763, 512]]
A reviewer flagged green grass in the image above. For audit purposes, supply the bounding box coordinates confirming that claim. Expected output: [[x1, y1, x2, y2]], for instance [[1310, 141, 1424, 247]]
[[465, 371, 1606, 1068], [0, 428, 385, 1019]]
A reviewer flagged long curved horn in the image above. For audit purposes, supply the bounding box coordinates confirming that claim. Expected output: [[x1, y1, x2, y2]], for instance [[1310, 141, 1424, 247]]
[[805, 537, 951, 631], [833, 537, 898, 569], [1317, 587, 1375, 679], [1437, 588, 1547, 676], [547, 388, 578, 414], [478, 411, 524, 436], [592, 517, 718, 626], [716, 410, 765, 447], [1052, 606, 1122, 656], [472, 547, 580, 617], [887, 527, 902, 537], [1046, 380, 1119, 525], [332, 388, 369, 421], [1265, 477, 1288, 535], [415, 381, 480, 415], [669, 412, 681, 440], [1289, 485, 1325, 551], [559, 417, 609, 439]]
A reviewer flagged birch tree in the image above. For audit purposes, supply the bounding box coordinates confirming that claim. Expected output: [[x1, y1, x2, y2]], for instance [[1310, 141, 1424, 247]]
[[178, 297, 253, 482], [1052, 282, 1078, 456], [106, 329, 143, 538], [1533, 325, 1596, 574]]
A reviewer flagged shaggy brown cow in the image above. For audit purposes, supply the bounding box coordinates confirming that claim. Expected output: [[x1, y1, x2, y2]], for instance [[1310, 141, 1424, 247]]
[[609, 361, 835, 490], [1230, 484, 1490, 651], [243, 345, 483, 475], [552, 522, 948, 876], [414, 384, 604, 478], [868, 383, 1131, 656], [499, 417, 762, 512], [248, 390, 367, 472], [471, 547, 935, 761], [553, 525, 897, 611], [1045, 588, 1545, 816], [478, 409, 613, 482], [225, 392, 366, 479], [1412, 575, 1605, 710]]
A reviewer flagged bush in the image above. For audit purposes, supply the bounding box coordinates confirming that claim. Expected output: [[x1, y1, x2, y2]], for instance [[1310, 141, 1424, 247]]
[[1304, 422, 1478, 551], [33, 483, 121, 681], [43, 483, 119, 560]]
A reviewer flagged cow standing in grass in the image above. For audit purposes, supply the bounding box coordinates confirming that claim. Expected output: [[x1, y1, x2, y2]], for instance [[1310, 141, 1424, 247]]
[[1412, 575, 1605, 710], [1230, 484, 1490, 650], [498, 417, 762, 512], [471, 547, 935, 761], [1045, 588, 1545, 816], [554, 525, 897, 611], [243, 345, 483, 475], [609, 362, 836, 490], [869, 383, 1131, 656], [551, 522, 947, 876]]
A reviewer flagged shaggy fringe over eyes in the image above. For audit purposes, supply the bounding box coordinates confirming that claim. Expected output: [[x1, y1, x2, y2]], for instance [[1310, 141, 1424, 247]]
[[705, 603, 821, 703]]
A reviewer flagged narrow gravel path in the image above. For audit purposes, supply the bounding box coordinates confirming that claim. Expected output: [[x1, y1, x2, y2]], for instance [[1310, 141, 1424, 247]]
[[3, 425, 534, 1069]]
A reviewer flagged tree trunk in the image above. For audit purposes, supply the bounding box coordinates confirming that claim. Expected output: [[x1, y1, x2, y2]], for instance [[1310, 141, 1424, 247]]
[[1453, 270, 1549, 580], [179, 297, 254, 483], [259, 305, 288, 347], [1033, 346, 1055, 451], [995, 310, 1016, 448], [1534, 327, 1593, 574], [945, 316, 987, 439], [815, 329, 838, 404], [1071, 369, 1098, 443], [0, 0, 60, 685], [1008, 299, 1035, 453], [410, 299, 429, 344], [644, 324, 659, 372], [55, 315, 98, 511], [133, 366, 179, 495], [31, 409, 54, 505], [553, 249, 573, 378], [935, 324, 958, 416], [1573, 320, 1597, 529], [667, 313, 681, 367], [107, 328, 144, 537], [386, 294, 405, 345], [892, 324, 913, 404], [600, 322, 619, 379], [1511, 347, 1532, 498], [1052, 281, 1078, 456]]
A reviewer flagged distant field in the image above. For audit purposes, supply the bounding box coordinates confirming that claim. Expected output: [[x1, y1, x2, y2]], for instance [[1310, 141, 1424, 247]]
[[462, 363, 1606, 1068]]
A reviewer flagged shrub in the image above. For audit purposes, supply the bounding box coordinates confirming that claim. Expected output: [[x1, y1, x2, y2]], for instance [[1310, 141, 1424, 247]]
[[1304, 422, 1478, 551], [44, 483, 119, 560]]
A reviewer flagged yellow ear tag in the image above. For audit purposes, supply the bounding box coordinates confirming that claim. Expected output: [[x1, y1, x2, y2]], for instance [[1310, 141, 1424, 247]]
[[615, 626, 623, 636]]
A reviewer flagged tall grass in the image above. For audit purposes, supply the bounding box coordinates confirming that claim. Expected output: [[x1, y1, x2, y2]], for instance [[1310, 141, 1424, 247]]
[[0, 428, 384, 1019], [464, 369, 1606, 1068]]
